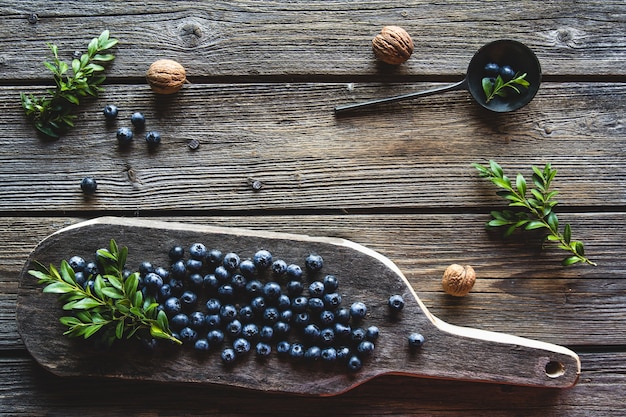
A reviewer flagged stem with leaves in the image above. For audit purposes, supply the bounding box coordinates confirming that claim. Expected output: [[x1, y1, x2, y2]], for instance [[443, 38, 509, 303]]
[[482, 73, 530, 103], [29, 239, 181, 347], [473, 160, 596, 266], [20, 30, 118, 139]]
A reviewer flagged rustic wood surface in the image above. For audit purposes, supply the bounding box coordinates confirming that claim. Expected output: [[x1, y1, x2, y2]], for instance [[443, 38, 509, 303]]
[[0, 0, 625, 415]]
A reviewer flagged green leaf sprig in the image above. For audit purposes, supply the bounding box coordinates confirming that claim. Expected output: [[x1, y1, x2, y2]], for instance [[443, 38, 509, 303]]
[[473, 160, 596, 266], [29, 239, 181, 347], [482, 72, 530, 103], [20, 30, 118, 139]]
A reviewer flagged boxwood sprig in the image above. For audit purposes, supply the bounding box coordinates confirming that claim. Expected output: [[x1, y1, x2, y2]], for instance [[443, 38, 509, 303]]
[[29, 239, 181, 346], [20, 30, 118, 139], [482, 72, 529, 103], [473, 160, 596, 266]]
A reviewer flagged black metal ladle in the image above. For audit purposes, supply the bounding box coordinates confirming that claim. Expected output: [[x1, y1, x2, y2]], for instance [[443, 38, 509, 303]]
[[334, 39, 542, 114]]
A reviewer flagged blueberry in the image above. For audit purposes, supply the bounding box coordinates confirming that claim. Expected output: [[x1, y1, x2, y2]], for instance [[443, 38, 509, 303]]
[[305, 253, 324, 272], [245, 279, 263, 297], [289, 343, 305, 360], [323, 274, 339, 292], [74, 271, 86, 286], [308, 281, 325, 297], [80, 177, 98, 195], [145, 131, 161, 146], [103, 104, 118, 120], [189, 243, 207, 260], [83, 261, 99, 277], [276, 294, 291, 310], [185, 258, 203, 272], [158, 284, 172, 301], [250, 296, 266, 313], [221, 348, 237, 365], [319, 310, 335, 326], [320, 328, 335, 346], [388, 294, 405, 312], [347, 355, 362, 372], [187, 273, 204, 290], [408, 332, 425, 349], [207, 329, 224, 345], [219, 304, 238, 322], [139, 261, 154, 276], [291, 296, 308, 313], [218, 284, 235, 301], [169, 260, 187, 280], [163, 297, 182, 317], [286, 264, 303, 280], [226, 319, 243, 337], [233, 338, 251, 356], [189, 311, 206, 330], [308, 297, 324, 313], [357, 340, 375, 357], [116, 127, 133, 146], [214, 266, 230, 283], [350, 302, 367, 321], [334, 323, 352, 340], [271, 259, 287, 276], [305, 346, 322, 361], [293, 312, 310, 328], [179, 327, 198, 344], [253, 249, 273, 269], [259, 325, 274, 342], [154, 266, 169, 280], [130, 112, 145, 128], [205, 314, 221, 329], [286, 280, 304, 297], [273, 321, 290, 337], [263, 281, 282, 300], [303, 323, 321, 343], [202, 273, 219, 292], [279, 309, 293, 323], [256, 342, 272, 358], [169, 279, 184, 297], [238, 259, 257, 278], [263, 307, 280, 324], [483, 62, 500, 77], [180, 290, 198, 310], [168, 245, 185, 261], [351, 327, 367, 344], [169, 313, 189, 331], [68, 256, 86, 272], [336, 346, 351, 362], [334, 307, 351, 324], [205, 249, 223, 268], [222, 252, 240, 271], [321, 347, 337, 362], [242, 323, 259, 341], [366, 326, 379, 341], [500, 65, 516, 81], [205, 298, 221, 314], [276, 340, 291, 355], [323, 292, 342, 309], [239, 305, 255, 322], [194, 338, 210, 352]]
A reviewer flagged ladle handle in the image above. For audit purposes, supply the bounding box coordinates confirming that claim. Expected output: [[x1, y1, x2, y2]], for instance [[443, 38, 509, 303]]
[[334, 78, 468, 114]]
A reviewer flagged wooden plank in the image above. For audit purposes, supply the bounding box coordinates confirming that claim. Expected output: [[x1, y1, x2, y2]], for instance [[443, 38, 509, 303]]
[[0, 352, 624, 416], [2, 214, 625, 351], [1, 82, 624, 211], [1, 1, 624, 79]]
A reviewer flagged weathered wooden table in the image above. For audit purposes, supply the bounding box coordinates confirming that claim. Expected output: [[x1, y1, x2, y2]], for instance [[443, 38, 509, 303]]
[[1, 1, 624, 415]]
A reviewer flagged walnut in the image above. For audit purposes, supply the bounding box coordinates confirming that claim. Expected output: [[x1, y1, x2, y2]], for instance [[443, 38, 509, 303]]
[[146, 59, 187, 94], [372, 26, 414, 65], [441, 264, 476, 297]]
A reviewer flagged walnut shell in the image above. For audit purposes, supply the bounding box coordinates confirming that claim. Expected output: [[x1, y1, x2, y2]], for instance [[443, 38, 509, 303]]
[[146, 59, 187, 94], [372, 26, 414, 65], [442, 264, 476, 297]]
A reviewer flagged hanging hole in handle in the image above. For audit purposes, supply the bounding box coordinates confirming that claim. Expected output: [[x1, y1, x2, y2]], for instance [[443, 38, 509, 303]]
[[545, 360, 566, 378]]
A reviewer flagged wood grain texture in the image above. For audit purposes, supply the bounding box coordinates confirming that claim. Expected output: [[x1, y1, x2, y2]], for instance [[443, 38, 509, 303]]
[[1, 82, 624, 211], [1, 0, 624, 79]]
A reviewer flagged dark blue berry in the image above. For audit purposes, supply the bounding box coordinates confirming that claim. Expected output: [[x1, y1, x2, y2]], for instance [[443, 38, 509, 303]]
[[273, 321, 290, 337], [351, 327, 367, 344], [233, 338, 251, 356], [263, 307, 280, 324], [305, 346, 322, 361], [259, 325, 274, 342], [320, 327, 335, 346], [158, 284, 172, 301], [388, 294, 405, 312], [169, 279, 184, 297], [276, 340, 291, 355], [116, 127, 133, 146], [279, 309, 293, 323], [252, 249, 273, 269], [276, 294, 291, 310], [271, 259, 287, 276], [239, 305, 255, 322], [323, 292, 342, 308], [130, 112, 145, 128], [226, 319, 243, 337], [163, 297, 182, 317], [293, 312, 310, 328], [286, 280, 304, 297], [214, 266, 230, 282], [319, 310, 335, 326], [145, 131, 161, 146], [218, 284, 235, 301], [103, 104, 118, 120], [185, 258, 203, 272], [238, 259, 257, 278], [334, 307, 351, 324], [263, 281, 282, 300], [245, 280, 263, 297], [408, 332, 425, 349], [336, 346, 351, 362], [323, 275, 339, 292], [221, 348, 237, 364], [189, 243, 207, 260], [347, 355, 362, 372], [74, 271, 86, 286], [286, 264, 303, 280], [168, 245, 184, 261], [291, 296, 308, 313], [219, 304, 238, 322], [139, 261, 154, 276], [242, 323, 259, 341], [207, 329, 224, 345], [169, 313, 189, 331], [289, 343, 304, 360], [308, 297, 325, 313], [83, 262, 99, 277], [303, 323, 321, 343], [222, 252, 240, 271], [308, 281, 325, 297], [483, 62, 500, 77], [357, 340, 375, 357], [68, 256, 86, 272], [256, 342, 272, 358], [194, 338, 210, 352], [169, 260, 186, 280], [189, 311, 206, 330], [250, 296, 266, 313], [205, 314, 221, 329], [305, 253, 324, 272], [154, 266, 169, 280], [334, 323, 352, 340], [500, 65, 516, 81], [366, 326, 380, 341], [179, 327, 198, 344], [205, 249, 223, 268], [321, 347, 337, 362], [205, 298, 221, 314], [350, 302, 367, 321], [80, 177, 98, 194], [187, 273, 204, 289], [180, 290, 198, 310]]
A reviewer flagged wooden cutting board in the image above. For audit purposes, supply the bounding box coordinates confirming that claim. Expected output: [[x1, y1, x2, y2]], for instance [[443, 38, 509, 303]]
[[16, 217, 580, 396]]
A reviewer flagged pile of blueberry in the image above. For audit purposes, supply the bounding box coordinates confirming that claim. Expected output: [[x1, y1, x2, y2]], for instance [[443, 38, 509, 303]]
[[483, 62, 517, 82], [103, 104, 161, 148]]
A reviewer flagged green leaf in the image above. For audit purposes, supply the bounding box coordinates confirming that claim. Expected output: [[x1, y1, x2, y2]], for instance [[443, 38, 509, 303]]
[[488, 219, 512, 227], [101, 287, 124, 299], [93, 53, 116, 62], [70, 298, 103, 310], [564, 224, 572, 244], [42, 281, 74, 294], [573, 241, 585, 256], [515, 173, 527, 196], [492, 176, 512, 190], [115, 319, 125, 339], [562, 256, 582, 266], [489, 160, 503, 178], [525, 221, 547, 230], [124, 273, 139, 295], [546, 211, 559, 232], [157, 310, 169, 331], [482, 77, 494, 97]]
